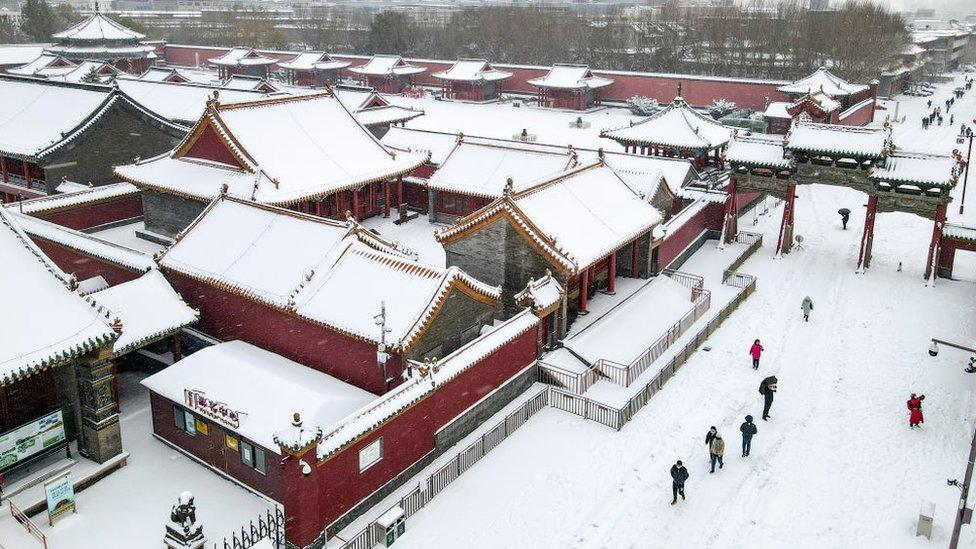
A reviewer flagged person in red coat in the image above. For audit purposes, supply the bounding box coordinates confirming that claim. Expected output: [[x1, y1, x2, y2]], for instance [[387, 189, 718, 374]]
[[749, 339, 764, 370], [908, 393, 926, 428]]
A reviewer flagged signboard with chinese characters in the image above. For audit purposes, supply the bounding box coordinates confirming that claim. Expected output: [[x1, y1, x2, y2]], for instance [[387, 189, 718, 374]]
[[184, 389, 241, 429], [0, 410, 66, 471], [44, 471, 76, 526]]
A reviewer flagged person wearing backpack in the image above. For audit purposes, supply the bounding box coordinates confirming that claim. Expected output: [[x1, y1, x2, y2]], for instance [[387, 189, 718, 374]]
[[709, 432, 725, 473], [760, 375, 778, 421]]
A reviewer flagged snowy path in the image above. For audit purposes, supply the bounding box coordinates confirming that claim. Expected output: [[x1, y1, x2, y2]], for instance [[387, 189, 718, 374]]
[[388, 182, 976, 549]]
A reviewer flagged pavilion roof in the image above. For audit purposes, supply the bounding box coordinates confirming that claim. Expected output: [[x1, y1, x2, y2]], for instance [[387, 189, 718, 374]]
[[427, 138, 579, 199], [89, 270, 199, 356], [777, 67, 869, 98], [514, 271, 564, 315], [209, 47, 277, 67], [726, 133, 792, 169], [348, 55, 426, 77], [431, 59, 512, 83], [115, 76, 265, 125], [785, 122, 891, 159], [12, 182, 139, 215], [527, 64, 613, 90], [601, 96, 732, 150], [221, 74, 278, 92], [786, 90, 841, 116], [52, 13, 145, 41], [437, 160, 663, 274], [0, 208, 117, 386], [159, 197, 498, 351], [278, 51, 349, 71], [114, 91, 426, 206], [7, 54, 74, 76]]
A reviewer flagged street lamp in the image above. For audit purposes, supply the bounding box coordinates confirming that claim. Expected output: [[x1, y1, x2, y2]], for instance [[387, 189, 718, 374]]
[[955, 121, 974, 215]]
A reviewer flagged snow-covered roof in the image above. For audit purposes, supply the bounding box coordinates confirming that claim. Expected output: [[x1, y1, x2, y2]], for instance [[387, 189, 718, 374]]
[[115, 91, 427, 206], [514, 271, 564, 313], [786, 122, 890, 159], [7, 54, 74, 76], [0, 77, 110, 158], [115, 77, 266, 125], [726, 133, 792, 169], [380, 127, 462, 165], [602, 96, 732, 151], [278, 51, 349, 71], [527, 64, 613, 90], [221, 74, 277, 92], [0, 44, 48, 67], [208, 47, 276, 67], [763, 102, 791, 119], [438, 160, 663, 273], [355, 104, 424, 127], [143, 340, 374, 452], [602, 152, 694, 196], [427, 140, 578, 199], [348, 55, 426, 77], [10, 211, 157, 272], [944, 222, 976, 242], [89, 270, 198, 356], [777, 67, 869, 97], [12, 182, 139, 215], [160, 197, 498, 350], [49, 60, 116, 83], [139, 67, 183, 82], [52, 13, 145, 41], [870, 151, 960, 187], [311, 310, 538, 459], [0, 208, 117, 386], [787, 90, 841, 115], [431, 59, 512, 83]]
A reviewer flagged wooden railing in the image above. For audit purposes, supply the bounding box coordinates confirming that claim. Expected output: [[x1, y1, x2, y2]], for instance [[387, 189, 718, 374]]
[[338, 388, 549, 549], [538, 360, 600, 394], [8, 500, 47, 549]]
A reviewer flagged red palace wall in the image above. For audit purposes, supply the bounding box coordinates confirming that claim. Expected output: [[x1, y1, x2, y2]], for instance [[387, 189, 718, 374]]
[[162, 45, 789, 111], [837, 100, 875, 127], [281, 325, 539, 547], [31, 237, 144, 286], [149, 392, 284, 500], [657, 202, 725, 269], [163, 270, 402, 395], [34, 195, 143, 231]]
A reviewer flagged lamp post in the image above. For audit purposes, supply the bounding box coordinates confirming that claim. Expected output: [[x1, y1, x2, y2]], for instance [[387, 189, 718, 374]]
[[374, 301, 393, 391], [956, 122, 975, 215]]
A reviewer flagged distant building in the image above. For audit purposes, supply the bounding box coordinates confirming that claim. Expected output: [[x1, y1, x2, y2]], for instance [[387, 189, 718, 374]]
[[808, 0, 828, 11]]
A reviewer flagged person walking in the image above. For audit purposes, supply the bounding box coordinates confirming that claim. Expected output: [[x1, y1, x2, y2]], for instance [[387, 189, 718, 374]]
[[749, 339, 764, 369], [801, 296, 814, 322], [705, 426, 717, 453], [908, 393, 926, 428], [740, 415, 758, 457], [671, 460, 689, 505], [709, 432, 725, 473], [760, 375, 778, 421]]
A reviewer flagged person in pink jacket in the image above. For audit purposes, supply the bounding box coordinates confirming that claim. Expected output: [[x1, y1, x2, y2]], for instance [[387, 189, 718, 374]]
[[749, 339, 764, 370]]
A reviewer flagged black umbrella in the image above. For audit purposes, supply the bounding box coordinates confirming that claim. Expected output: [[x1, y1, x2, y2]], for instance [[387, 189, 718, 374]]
[[838, 208, 851, 216]]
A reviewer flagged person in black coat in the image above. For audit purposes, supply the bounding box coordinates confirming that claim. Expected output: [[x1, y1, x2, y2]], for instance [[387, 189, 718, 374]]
[[740, 415, 758, 456], [705, 426, 717, 450], [760, 375, 778, 420], [670, 460, 689, 505]]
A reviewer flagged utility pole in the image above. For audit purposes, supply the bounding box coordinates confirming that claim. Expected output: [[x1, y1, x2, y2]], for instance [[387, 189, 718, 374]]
[[374, 301, 393, 391]]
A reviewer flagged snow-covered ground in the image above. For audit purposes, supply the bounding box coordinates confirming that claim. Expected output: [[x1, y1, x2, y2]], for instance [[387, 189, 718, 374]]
[[356, 181, 976, 548], [0, 371, 274, 549]]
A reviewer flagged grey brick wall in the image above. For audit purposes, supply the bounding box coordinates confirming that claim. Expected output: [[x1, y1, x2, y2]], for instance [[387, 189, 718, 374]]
[[408, 289, 496, 361], [141, 189, 207, 238]]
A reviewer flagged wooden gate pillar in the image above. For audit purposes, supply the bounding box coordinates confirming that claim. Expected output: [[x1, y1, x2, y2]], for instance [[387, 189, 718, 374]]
[[776, 183, 797, 255], [924, 203, 947, 280], [856, 195, 878, 271], [721, 176, 739, 244]]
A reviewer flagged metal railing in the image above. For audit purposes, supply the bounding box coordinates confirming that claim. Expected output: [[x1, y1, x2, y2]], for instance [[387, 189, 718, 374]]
[[338, 388, 549, 549], [723, 231, 763, 283], [3, 174, 45, 191], [212, 507, 284, 549], [538, 359, 600, 394]]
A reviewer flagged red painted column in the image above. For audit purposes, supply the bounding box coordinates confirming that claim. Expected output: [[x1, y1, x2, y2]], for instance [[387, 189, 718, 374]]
[[856, 195, 878, 271], [384, 181, 391, 218], [924, 203, 947, 280], [335, 192, 343, 218], [607, 252, 617, 294], [315, 200, 322, 217], [1, 156, 7, 183], [631, 239, 640, 277], [722, 176, 738, 244], [172, 332, 183, 362], [352, 188, 360, 221], [775, 184, 797, 255], [578, 270, 589, 313], [397, 175, 404, 213], [24, 162, 32, 189]]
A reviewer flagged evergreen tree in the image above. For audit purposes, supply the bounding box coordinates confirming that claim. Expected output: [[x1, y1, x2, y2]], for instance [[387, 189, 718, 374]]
[[0, 16, 21, 43], [366, 11, 415, 55], [19, 0, 58, 42]]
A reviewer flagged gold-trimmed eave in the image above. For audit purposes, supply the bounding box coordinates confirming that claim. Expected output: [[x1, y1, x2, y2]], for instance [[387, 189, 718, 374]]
[[1, 330, 119, 387], [396, 270, 501, 353], [170, 107, 255, 172]]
